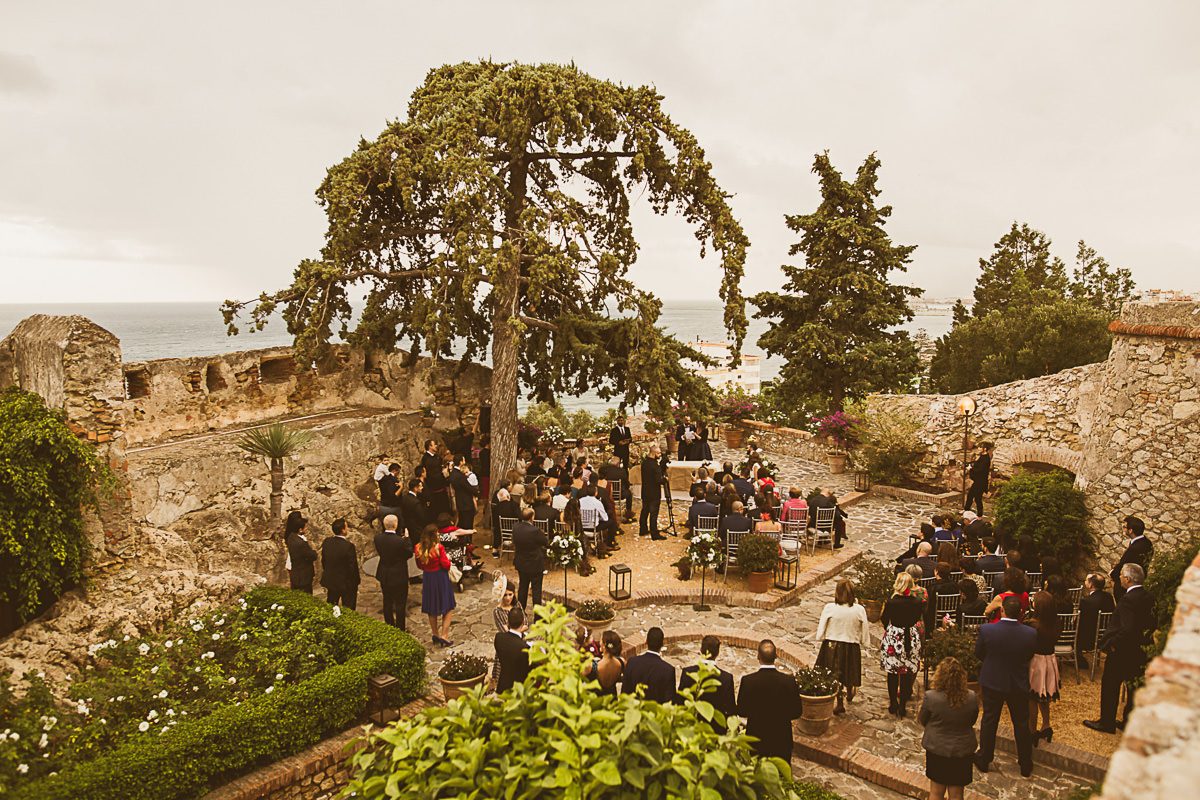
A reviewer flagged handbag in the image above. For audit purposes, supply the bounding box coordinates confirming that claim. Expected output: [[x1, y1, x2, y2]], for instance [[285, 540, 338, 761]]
[[448, 563, 463, 583]]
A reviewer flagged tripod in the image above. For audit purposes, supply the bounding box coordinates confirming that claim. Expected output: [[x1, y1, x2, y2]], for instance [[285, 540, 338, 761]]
[[660, 474, 678, 537]]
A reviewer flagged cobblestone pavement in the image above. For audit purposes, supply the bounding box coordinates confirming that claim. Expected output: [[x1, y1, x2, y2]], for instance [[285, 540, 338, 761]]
[[356, 449, 1092, 800]]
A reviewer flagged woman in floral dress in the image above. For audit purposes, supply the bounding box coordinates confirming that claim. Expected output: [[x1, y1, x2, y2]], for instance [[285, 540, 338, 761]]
[[880, 572, 925, 718]]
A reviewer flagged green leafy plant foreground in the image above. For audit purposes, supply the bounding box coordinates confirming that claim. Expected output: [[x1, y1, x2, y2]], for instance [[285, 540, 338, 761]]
[[344, 603, 835, 800], [0, 388, 110, 629], [7, 587, 424, 800], [923, 627, 981, 680]]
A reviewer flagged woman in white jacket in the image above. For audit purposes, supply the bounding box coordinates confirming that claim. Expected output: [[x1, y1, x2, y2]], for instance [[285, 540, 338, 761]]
[[812, 578, 873, 714]]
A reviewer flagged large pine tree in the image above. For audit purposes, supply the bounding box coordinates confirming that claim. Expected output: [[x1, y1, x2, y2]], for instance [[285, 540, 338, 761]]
[[752, 152, 920, 418], [225, 62, 749, 489]]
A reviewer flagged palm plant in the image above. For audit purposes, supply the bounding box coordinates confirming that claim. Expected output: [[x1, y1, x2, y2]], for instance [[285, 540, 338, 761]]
[[236, 423, 315, 522]]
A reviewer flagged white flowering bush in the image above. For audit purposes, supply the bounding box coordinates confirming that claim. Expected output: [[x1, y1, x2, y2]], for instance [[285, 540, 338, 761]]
[[547, 532, 585, 570], [0, 587, 425, 797], [687, 530, 723, 569]]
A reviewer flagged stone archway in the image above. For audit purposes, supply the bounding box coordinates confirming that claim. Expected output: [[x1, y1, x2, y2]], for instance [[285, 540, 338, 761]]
[[1003, 442, 1083, 480]]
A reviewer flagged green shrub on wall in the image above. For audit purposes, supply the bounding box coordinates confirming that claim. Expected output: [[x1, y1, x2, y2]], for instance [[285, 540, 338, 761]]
[[8, 587, 424, 800], [851, 409, 925, 485], [0, 388, 110, 630], [1143, 533, 1200, 662], [344, 602, 837, 800], [993, 470, 1094, 575]]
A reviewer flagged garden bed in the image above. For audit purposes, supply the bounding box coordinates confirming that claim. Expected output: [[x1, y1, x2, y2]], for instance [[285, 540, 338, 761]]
[[869, 482, 959, 506], [3, 586, 424, 800]]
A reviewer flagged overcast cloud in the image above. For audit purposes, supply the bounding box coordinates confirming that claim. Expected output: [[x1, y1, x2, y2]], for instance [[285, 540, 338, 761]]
[[2, 1, 1197, 305]]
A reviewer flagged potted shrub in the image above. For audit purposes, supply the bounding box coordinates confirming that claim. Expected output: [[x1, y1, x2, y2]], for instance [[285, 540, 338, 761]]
[[574, 598, 615, 636], [924, 627, 982, 692], [813, 411, 859, 475], [737, 533, 779, 594], [716, 387, 757, 448], [438, 652, 490, 700], [851, 557, 895, 623], [795, 665, 841, 736]]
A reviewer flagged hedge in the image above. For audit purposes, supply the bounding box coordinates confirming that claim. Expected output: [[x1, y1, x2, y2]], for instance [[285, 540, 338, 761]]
[[13, 587, 425, 800]]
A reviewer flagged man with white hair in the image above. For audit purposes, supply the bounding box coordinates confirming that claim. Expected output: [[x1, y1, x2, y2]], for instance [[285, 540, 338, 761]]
[[1084, 562, 1154, 734]]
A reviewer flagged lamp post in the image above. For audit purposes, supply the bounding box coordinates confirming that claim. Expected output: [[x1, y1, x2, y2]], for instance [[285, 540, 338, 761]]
[[956, 396, 977, 508]]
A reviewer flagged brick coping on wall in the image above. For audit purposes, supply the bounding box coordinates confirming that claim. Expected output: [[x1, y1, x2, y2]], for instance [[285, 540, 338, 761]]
[[869, 483, 960, 507]]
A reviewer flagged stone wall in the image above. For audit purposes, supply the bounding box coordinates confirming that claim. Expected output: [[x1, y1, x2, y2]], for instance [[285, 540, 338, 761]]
[[735, 419, 828, 463], [1100, 552, 1200, 800]]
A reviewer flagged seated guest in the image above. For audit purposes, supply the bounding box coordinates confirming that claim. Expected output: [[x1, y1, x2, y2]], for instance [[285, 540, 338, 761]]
[[962, 509, 989, 542], [957, 579, 989, 625], [713, 460, 735, 485], [937, 542, 962, 574], [1076, 573, 1116, 670], [718, 483, 740, 521], [984, 568, 1030, 622], [1040, 556, 1062, 583], [622, 627, 676, 704], [900, 541, 937, 579], [678, 635, 736, 732], [494, 606, 531, 693], [1044, 574, 1070, 609], [551, 483, 571, 513], [974, 536, 1006, 578], [532, 492, 560, 524], [755, 465, 776, 494], [926, 562, 960, 630], [687, 490, 720, 534], [689, 467, 716, 500], [732, 466, 755, 503], [930, 513, 948, 540], [808, 487, 849, 548], [753, 485, 779, 522], [1017, 535, 1042, 574], [779, 486, 808, 522], [718, 501, 753, 545], [897, 523, 937, 565], [577, 484, 612, 556], [934, 517, 961, 544]]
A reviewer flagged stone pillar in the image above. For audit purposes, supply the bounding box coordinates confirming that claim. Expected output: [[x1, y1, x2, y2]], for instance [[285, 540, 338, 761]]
[[0, 315, 133, 555], [1076, 301, 1200, 560]]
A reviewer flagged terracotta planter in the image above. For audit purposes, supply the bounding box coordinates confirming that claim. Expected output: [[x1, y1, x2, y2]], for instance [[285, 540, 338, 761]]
[[864, 598, 884, 624], [799, 692, 838, 736], [827, 452, 847, 474], [746, 570, 773, 594], [574, 614, 614, 637], [439, 672, 487, 701], [724, 426, 746, 448]]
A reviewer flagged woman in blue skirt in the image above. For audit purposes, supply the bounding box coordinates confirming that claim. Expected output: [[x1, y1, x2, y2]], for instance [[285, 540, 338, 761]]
[[415, 524, 457, 646]]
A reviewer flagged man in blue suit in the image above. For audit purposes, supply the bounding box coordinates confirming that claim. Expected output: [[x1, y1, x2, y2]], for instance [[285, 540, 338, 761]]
[[974, 595, 1037, 777], [622, 627, 677, 704]]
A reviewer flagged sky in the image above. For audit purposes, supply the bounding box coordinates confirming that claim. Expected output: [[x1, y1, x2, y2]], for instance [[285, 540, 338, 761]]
[[2, 1, 1198, 305]]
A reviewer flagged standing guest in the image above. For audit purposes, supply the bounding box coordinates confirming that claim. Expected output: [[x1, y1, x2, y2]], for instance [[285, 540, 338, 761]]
[[1085, 563, 1155, 733], [285, 511, 317, 593], [1076, 573, 1116, 670], [399, 477, 427, 547], [695, 418, 713, 460], [582, 630, 626, 697], [1109, 516, 1152, 602], [964, 442, 993, 516], [491, 575, 524, 683], [881, 572, 925, 717], [919, 657, 980, 800], [678, 635, 736, 732], [736, 640, 802, 761], [414, 524, 456, 647], [374, 514, 413, 631], [377, 463, 403, 531], [494, 606, 531, 693], [512, 507, 548, 608], [608, 414, 633, 470], [448, 456, 479, 530], [675, 415, 699, 460], [812, 578, 872, 714], [1026, 590, 1061, 746], [420, 439, 452, 517], [974, 596, 1037, 777], [320, 517, 359, 609], [477, 435, 491, 504], [639, 445, 666, 540], [1017, 536, 1042, 575], [957, 579, 989, 625], [491, 487, 521, 557], [622, 627, 677, 703]]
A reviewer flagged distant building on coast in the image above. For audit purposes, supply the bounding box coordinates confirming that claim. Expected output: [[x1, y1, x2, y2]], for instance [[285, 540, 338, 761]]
[[1138, 288, 1196, 303], [688, 339, 762, 394]]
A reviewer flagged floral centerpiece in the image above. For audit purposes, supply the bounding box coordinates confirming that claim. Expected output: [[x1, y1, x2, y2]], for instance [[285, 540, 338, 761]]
[[574, 598, 616, 636], [795, 665, 841, 736], [438, 652, 490, 700], [548, 530, 585, 599], [687, 530, 723, 570]]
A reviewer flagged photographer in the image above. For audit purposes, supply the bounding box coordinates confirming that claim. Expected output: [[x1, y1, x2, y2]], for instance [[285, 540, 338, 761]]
[[639, 445, 667, 540]]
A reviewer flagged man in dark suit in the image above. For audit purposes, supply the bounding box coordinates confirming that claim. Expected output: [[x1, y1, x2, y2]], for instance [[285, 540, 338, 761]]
[[598, 455, 633, 522], [377, 463, 403, 532], [622, 627, 677, 704], [808, 488, 848, 548], [639, 445, 666, 540], [964, 441, 992, 516], [686, 490, 720, 535], [900, 542, 937, 580], [1085, 563, 1155, 733], [374, 514, 413, 631], [419, 439, 451, 516], [494, 605, 531, 693], [608, 415, 633, 470], [718, 501, 752, 573], [1076, 573, 1117, 670], [1109, 516, 1152, 602], [532, 492, 560, 525], [398, 478, 427, 547], [512, 507, 547, 609], [731, 467, 754, 504], [974, 596, 1037, 777], [678, 635, 736, 733], [973, 536, 1006, 577], [320, 517, 360, 610], [736, 639, 801, 761]]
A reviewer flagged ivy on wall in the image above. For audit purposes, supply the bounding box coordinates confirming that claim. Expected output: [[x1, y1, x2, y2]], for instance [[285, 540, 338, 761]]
[[0, 388, 108, 630]]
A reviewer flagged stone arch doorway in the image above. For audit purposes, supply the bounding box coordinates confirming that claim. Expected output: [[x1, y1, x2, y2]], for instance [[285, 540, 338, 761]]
[[1004, 443, 1082, 481]]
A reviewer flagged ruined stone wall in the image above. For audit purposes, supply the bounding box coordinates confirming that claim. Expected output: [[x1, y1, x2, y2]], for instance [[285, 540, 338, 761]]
[[736, 419, 829, 463], [1100, 552, 1200, 800], [122, 344, 490, 446]]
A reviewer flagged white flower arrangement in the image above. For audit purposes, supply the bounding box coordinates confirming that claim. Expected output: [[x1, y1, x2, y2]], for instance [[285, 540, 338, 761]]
[[137, 721, 149, 733], [332, 605, 342, 618], [547, 533, 585, 569], [687, 531, 723, 568]]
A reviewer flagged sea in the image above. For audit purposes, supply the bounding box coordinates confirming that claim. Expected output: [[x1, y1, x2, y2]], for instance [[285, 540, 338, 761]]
[[0, 302, 953, 413]]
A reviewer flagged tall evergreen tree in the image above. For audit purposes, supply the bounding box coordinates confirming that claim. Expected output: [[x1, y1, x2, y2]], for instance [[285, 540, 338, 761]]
[[929, 224, 1133, 393], [224, 62, 748, 490], [751, 152, 921, 417]]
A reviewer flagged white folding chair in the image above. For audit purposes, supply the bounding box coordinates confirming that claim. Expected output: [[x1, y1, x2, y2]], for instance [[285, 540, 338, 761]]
[[533, 518, 550, 535], [781, 506, 808, 528], [1090, 611, 1114, 681], [980, 585, 995, 603], [1068, 586, 1084, 611], [1025, 571, 1043, 592], [696, 514, 719, 535], [498, 516, 518, 558], [919, 576, 938, 596], [961, 614, 987, 636], [754, 521, 781, 542], [1055, 611, 1082, 682], [811, 506, 836, 555], [580, 507, 602, 554], [982, 571, 1003, 592], [779, 519, 805, 557], [935, 593, 960, 618], [723, 528, 749, 584]]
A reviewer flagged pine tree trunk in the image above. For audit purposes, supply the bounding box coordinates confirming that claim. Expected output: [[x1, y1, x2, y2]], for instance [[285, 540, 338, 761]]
[[489, 154, 528, 493]]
